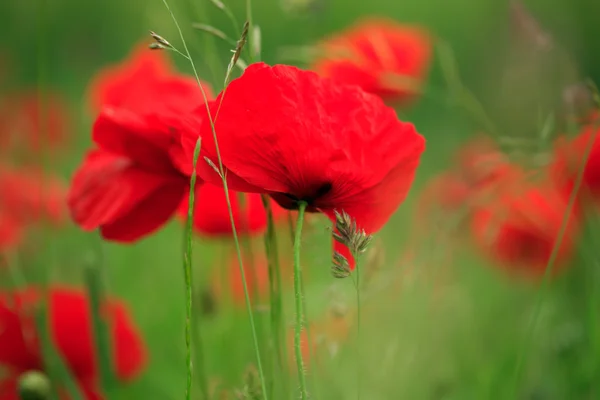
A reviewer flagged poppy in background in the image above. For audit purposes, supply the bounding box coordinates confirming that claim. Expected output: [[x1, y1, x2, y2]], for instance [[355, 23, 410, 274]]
[[415, 136, 516, 224], [88, 42, 171, 113], [0, 286, 147, 399], [311, 18, 431, 104], [183, 63, 425, 268], [0, 90, 71, 155], [470, 173, 579, 277], [212, 252, 271, 307], [0, 165, 67, 253], [68, 42, 213, 242], [551, 123, 600, 206]]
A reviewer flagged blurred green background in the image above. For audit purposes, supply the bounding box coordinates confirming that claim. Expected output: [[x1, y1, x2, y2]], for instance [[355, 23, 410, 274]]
[[2, 0, 600, 398]]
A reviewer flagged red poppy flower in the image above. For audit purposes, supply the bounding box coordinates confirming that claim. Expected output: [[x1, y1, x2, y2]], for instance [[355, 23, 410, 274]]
[[183, 63, 424, 267], [68, 110, 190, 242], [0, 286, 146, 399], [453, 136, 515, 190], [177, 183, 290, 238], [310, 18, 431, 103], [69, 53, 213, 242], [550, 125, 600, 205], [87, 42, 173, 113], [0, 90, 70, 153], [471, 174, 579, 276]]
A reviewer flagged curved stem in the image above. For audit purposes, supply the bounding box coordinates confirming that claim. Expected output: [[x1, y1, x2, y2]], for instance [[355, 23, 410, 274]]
[[293, 201, 309, 400]]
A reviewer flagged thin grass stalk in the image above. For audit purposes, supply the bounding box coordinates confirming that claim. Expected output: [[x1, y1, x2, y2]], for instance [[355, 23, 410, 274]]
[[191, 0, 222, 84], [354, 255, 362, 400], [293, 201, 309, 400], [159, 1, 268, 396], [509, 117, 600, 396], [182, 138, 209, 399], [245, 0, 254, 62], [260, 195, 290, 399], [84, 262, 114, 392]]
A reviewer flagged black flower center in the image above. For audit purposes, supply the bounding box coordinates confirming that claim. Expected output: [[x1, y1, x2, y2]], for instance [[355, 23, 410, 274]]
[[270, 182, 333, 211]]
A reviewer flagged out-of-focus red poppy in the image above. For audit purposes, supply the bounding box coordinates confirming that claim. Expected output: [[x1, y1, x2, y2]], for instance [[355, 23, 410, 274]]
[[0, 286, 147, 399], [177, 184, 289, 238], [0, 165, 66, 253], [88, 43, 171, 113], [69, 44, 213, 242], [87, 42, 211, 118], [415, 137, 516, 223], [551, 124, 600, 205], [0, 90, 70, 153], [0, 212, 23, 253], [471, 173, 579, 276], [212, 252, 270, 307], [285, 308, 351, 371], [0, 166, 66, 226], [183, 63, 425, 268], [310, 18, 431, 103]]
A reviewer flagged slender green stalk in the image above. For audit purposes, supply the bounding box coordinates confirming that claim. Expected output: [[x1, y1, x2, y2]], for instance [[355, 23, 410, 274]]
[[182, 138, 209, 400], [261, 195, 290, 398], [246, 0, 253, 60], [159, 1, 268, 396], [509, 118, 599, 396], [191, 0, 222, 85], [191, 287, 209, 400], [84, 262, 114, 392], [355, 256, 362, 400], [293, 201, 309, 400]]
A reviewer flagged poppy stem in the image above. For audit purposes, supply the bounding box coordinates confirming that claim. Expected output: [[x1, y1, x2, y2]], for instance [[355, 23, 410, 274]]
[[354, 254, 362, 400], [293, 201, 309, 400], [261, 195, 290, 399], [183, 138, 209, 400]]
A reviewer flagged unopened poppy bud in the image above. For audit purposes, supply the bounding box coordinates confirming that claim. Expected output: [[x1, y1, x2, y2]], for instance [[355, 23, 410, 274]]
[[332, 251, 351, 278], [18, 370, 51, 400]]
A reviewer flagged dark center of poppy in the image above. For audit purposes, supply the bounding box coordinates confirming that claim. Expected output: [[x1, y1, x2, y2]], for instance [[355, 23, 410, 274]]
[[270, 182, 333, 211]]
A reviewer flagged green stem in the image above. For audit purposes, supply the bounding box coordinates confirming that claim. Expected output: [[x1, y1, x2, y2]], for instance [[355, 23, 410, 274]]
[[182, 138, 208, 400], [261, 195, 290, 398], [245, 0, 254, 63], [293, 201, 309, 400], [355, 255, 361, 400], [192, 0, 223, 85]]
